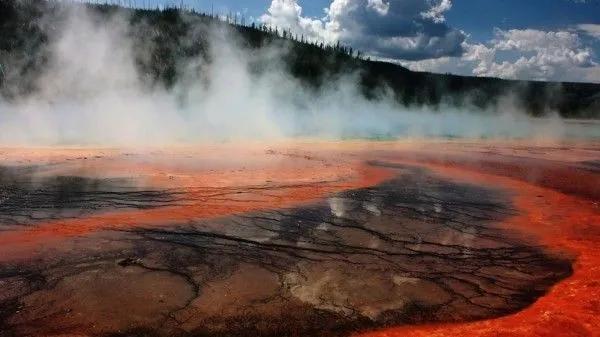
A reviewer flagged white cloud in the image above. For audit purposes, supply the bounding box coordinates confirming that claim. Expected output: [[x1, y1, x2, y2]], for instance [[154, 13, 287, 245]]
[[367, 0, 390, 15], [260, 0, 331, 43], [261, 1, 600, 82], [483, 29, 595, 80], [261, 0, 466, 60], [576, 24, 600, 39], [420, 0, 451, 23], [404, 28, 600, 83]]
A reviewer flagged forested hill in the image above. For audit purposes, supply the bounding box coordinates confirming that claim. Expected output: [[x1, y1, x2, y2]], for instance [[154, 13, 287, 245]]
[[1, 0, 600, 118]]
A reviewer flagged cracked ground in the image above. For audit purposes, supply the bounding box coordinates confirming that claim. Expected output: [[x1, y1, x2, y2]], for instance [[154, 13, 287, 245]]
[[0, 142, 596, 337]]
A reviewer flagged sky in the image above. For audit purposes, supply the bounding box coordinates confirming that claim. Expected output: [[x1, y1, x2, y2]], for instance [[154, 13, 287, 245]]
[[130, 0, 600, 83]]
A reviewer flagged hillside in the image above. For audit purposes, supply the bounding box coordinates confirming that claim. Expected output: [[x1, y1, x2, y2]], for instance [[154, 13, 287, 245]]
[[1, 0, 600, 118]]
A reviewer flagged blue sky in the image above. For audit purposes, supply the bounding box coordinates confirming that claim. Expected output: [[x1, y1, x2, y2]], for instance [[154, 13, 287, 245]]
[[172, 0, 600, 36], [143, 0, 600, 82], [446, 0, 600, 40]]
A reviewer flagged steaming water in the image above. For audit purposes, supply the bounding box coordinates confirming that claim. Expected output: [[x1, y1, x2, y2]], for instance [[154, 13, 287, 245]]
[[0, 6, 598, 146]]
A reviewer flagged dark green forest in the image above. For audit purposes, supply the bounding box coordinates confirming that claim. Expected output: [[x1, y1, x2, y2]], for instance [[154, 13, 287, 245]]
[[1, 0, 600, 118]]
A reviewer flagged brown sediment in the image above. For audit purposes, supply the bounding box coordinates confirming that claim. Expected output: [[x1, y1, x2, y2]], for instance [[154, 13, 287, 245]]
[[359, 149, 600, 337], [378, 145, 600, 200], [0, 145, 394, 262]]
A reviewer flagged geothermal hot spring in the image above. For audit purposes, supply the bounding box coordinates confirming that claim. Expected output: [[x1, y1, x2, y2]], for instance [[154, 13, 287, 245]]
[[0, 139, 598, 337], [0, 6, 599, 337]]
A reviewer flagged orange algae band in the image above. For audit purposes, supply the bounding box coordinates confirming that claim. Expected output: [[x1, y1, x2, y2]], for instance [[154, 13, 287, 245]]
[[359, 161, 599, 337], [0, 162, 394, 262]]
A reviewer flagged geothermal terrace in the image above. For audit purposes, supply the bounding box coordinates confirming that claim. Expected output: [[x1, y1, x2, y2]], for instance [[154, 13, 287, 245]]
[[0, 140, 598, 337]]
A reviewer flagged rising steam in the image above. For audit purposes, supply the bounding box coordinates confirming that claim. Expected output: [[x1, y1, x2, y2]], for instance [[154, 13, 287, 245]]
[[0, 5, 597, 145]]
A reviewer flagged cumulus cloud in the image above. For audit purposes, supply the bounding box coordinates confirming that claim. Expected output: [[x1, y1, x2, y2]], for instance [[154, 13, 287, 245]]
[[261, 0, 466, 60], [260, 1, 600, 82], [481, 29, 595, 79], [420, 0, 451, 23], [259, 0, 330, 43], [576, 23, 600, 39], [403, 28, 600, 83], [367, 0, 390, 15]]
